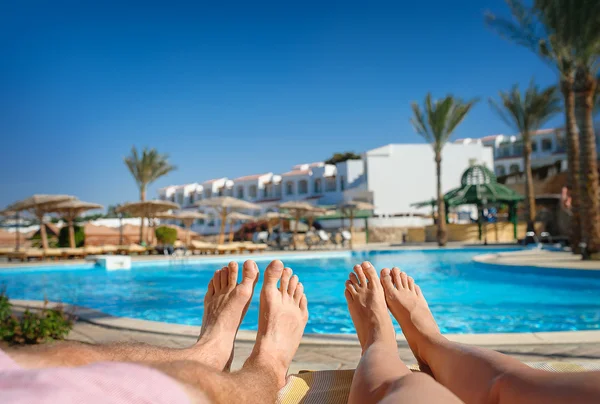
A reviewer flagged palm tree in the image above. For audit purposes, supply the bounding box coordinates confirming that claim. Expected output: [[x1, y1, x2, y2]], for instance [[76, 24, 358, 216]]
[[486, 0, 583, 253], [489, 81, 562, 232], [124, 147, 177, 201], [411, 94, 478, 246], [124, 147, 177, 244]]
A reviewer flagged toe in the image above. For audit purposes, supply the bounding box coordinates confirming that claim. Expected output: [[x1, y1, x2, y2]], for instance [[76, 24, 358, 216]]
[[293, 282, 304, 303], [207, 279, 215, 297], [345, 280, 357, 295], [380, 268, 395, 292], [415, 285, 422, 296], [391, 267, 402, 289], [241, 260, 259, 287], [213, 269, 222, 293], [353, 264, 367, 286], [227, 261, 238, 290], [407, 276, 415, 291], [349, 272, 360, 287], [400, 272, 408, 289], [344, 289, 353, 302], [361, 261, 379, 287], [288, 274, 299, 296], [220, 266, 229, 290], [300, 294, 308, 312], [264, 260, 284, 288], [280, 267, 293, 293]]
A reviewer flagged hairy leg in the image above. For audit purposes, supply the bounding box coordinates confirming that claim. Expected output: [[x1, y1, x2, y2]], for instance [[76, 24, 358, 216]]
[[7, 260, 258, 371], [381, 266, 600, 404], [345, 262, 461, 404]]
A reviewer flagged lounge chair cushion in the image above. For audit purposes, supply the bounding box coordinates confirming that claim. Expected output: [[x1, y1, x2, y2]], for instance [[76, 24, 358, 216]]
[[276, 362, 600, 404]]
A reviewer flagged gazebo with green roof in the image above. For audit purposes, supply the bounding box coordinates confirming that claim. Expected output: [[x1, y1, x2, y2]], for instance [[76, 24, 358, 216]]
[[413, 165, 524, 240]]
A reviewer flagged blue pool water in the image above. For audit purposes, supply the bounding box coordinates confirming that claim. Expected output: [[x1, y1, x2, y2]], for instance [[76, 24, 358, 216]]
[[1, 248, 599, 334]]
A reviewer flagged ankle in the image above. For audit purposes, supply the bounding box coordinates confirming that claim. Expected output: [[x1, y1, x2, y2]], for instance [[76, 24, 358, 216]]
[[244, 350, 288, 388]]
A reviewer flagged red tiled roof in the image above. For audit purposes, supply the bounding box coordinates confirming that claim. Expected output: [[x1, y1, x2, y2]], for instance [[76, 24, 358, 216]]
[[233, 173, 270, 181], [281, 169, 310, 177]]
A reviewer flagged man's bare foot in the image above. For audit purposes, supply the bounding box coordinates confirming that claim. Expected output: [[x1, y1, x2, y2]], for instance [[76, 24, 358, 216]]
[[344, 261, 397, 354], [192, 260, 258, 371], [380, 267, 444, 370], [244, 260, 308, 389]]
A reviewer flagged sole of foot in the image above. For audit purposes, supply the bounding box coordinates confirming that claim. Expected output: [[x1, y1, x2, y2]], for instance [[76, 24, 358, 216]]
[[194, 260, 258, 371], [246, 260, 308, 389]]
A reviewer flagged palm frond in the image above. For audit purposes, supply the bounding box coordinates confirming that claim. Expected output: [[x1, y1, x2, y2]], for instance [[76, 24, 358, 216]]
[[124, 146, 177, 196], [410, 94, 478, 154]]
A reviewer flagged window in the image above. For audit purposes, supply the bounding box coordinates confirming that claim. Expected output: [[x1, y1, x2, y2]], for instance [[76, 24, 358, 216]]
[[170, 195, 176, 202], [249, 185, 257, 198], [217, 187, 224, 196], [498, 142, 511, 158], [531, 141, 538, 152], [188, 193, 195, 205], [274, 183, 282, 197], [556, 134, 566, 152], [340, 175, 345, 191], [285, 181, 294, 195], [205, 189, 212, 199], [298, 180, 308, 195], [496, 166, 506, 177], [509, 164, 520, 174], [177, 194, 184, 205], [314, 178, 322, 194], [325, 177, 337, 192], [541, 138, 553, 151], [237, 186, 244, 199], [513, 141, 523, 156], [263, 183, 271, 198]]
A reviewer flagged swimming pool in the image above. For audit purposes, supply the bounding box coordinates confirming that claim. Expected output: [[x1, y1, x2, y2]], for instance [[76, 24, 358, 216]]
[[1, 248, 599, 334]]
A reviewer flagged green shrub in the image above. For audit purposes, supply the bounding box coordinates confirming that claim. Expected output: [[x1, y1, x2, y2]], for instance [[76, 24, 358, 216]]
[[155, 226, 177, 245], [0, 291, 75, 345], [58, 225, 85, 247]]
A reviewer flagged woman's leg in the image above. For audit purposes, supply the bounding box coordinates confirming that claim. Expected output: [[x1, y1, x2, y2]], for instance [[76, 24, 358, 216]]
[[380, 266, 600, 404], [345, 262, 462, 404]]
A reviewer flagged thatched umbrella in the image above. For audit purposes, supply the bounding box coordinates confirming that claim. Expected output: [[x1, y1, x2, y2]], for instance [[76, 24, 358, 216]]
[[278, 201, 326, 249], [258, 211, 291, 233], [156, 210, 208, 246], [3, 194, 76, 251], [116, 200, 179, 244], [51, 200, 103, 248], [226, 211, 255, 242], [338, 200, 376, 249], [196, 197, 260, 244]]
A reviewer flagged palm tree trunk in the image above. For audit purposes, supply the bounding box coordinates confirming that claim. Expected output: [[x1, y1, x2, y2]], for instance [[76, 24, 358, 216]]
[[561, 79, 582, 254], [139, 187, 146, 245], [575, 71, 600, 258], [523, 140, 536, 232], [68, 219, 76, 248], [219, 209, 227, 245], [435, 153, 447, 246]]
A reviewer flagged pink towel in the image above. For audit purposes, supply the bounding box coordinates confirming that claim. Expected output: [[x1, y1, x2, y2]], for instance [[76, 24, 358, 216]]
[[0, 348, 191, 403]]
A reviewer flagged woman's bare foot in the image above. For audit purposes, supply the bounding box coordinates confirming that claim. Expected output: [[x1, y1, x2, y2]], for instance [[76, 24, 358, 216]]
[[380, 267, 444, 370], [192, 260, 258, 371], [245, 260, 308, 389], [344, 261, 397, 354]]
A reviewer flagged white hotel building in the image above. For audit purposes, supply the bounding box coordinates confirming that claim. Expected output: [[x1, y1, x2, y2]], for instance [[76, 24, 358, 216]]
[[158, 142, 493, 235]]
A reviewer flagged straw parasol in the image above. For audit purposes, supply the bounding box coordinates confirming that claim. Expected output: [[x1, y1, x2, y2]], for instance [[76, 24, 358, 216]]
[[116, 200, 180, 244], [3, 194, 76, 251], [196, 197, 260, 244], [278, 201, 327, 249], [258, 211, 291, 233], [156, 210, 208, 246], [338, 200, 376, 249], [51, 200, 103, 248], [226, 211, 255, 242]]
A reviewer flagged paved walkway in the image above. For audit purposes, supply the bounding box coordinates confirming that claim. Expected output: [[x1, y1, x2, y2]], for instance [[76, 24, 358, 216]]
[[66, 320, 600, 374], [474, 249, 600, 271]]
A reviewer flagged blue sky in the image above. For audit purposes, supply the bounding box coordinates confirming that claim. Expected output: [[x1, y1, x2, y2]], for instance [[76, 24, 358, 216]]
[[0, 0, 560, 209]]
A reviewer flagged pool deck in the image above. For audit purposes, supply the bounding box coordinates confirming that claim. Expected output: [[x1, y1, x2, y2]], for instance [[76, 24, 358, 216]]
[[10, 300, 600, 373], [473, 249, 600, 271]]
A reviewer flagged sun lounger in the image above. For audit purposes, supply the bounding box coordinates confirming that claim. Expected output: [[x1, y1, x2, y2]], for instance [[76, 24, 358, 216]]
[[0, 247, 15, 257], [215, 243, 243, 255], [117, 244, 147, 255], [7, 249, 44, 262], [61, 248, 87, 259], [44, 248, 64, 260], [189, 240, 218, 255], [276, 362, 600, 404], [84, 246, 104, 255], [241, 242, 268, 253], [100, 245, 118, 255]]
